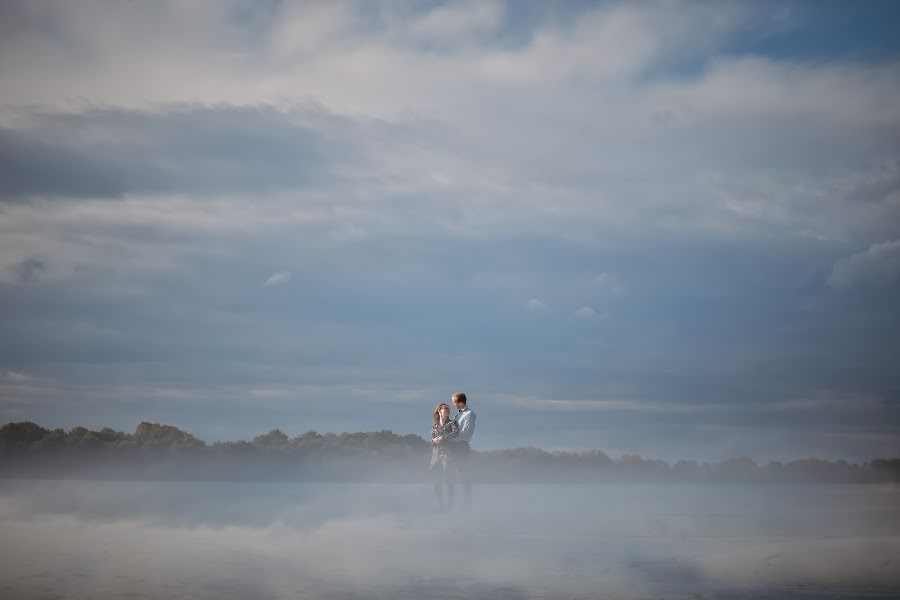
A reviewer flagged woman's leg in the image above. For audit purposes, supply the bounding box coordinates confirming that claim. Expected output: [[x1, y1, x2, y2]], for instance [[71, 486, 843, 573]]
[[433, 468, 445, 510], [445, 464, 455, 510]]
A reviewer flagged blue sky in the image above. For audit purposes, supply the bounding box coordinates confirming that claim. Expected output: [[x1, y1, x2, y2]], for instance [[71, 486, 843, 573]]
[[1, 0, 899, 461]]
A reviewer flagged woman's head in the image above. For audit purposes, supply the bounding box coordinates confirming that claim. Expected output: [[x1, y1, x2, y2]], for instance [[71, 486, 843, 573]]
[[433, 402, 451, 425]]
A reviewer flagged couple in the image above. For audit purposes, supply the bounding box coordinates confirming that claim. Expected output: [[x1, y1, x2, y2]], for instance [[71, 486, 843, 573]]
[[430, 392, 475, 511]]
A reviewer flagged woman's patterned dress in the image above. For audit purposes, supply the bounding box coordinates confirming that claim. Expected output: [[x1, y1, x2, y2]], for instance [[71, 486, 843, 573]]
[[430, 419, 459, 471]]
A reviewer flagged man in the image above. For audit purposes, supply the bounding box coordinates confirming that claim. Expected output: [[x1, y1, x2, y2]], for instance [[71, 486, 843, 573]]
[[451, 391, 475, 509]]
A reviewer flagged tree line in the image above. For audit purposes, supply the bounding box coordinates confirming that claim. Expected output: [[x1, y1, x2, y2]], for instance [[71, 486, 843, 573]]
[[1, 420, 898, 483], [0, 420, 427, 458]]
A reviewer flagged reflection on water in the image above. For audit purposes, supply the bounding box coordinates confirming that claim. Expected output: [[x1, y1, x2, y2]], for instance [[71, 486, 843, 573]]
[[1, 480, 899, 599]]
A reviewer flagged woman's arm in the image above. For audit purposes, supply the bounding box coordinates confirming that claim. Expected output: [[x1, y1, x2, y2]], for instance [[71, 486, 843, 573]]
[[444, 420, 460, 441], [433, 421, 458, 444]]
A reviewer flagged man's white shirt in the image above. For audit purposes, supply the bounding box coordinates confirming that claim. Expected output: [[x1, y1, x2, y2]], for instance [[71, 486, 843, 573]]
[[454, 407, 476, 444]]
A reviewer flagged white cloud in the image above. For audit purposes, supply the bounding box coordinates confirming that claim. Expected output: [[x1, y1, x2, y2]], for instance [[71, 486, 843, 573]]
[[409, 0, 504, 40], [526, 298, 546, 311], [267, 3, 356, 58], [264, 271, 291, 287], [573, 306, 595, 319], [1, 371, 31, 384], [593, 272, 625, 294], [828, 239, 900, 288], [0, 1, 766, 117], [0, 2, 898, 241]]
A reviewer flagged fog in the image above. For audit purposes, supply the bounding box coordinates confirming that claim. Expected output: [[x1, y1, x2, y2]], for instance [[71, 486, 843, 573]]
[[1, 479, 898, 599]]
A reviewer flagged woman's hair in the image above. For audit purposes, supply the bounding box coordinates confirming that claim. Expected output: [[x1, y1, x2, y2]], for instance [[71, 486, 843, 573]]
[[433, 403, 451, 426]]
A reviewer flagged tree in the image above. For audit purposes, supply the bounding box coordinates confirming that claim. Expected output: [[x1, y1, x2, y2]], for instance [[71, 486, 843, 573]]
[[0, 422, 49, 457], [134, 422, 206, 454], [253, 429, 289, 447]]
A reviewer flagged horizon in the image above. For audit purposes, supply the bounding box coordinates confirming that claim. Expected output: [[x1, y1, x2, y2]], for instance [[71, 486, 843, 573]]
[[2, 0, 900, 464], [4, 418, 899, 466]]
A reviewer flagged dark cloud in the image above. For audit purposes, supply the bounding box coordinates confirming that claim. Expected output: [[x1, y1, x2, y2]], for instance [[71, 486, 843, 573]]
[[828, 239, 900, 289], [0, 105, 353, 201], [12, 258, 45, 283]]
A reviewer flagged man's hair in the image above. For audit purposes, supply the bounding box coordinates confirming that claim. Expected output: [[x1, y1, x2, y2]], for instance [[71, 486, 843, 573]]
[[451, 392, 467, 405]]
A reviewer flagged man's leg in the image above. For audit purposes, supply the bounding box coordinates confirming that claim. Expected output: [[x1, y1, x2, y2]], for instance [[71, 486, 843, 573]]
[[445, 473, 455, 511], [456, 442, 472, 510]]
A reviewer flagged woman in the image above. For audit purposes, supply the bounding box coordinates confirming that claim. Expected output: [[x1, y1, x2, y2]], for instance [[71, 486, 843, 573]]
[[430, 402, 459, 510]]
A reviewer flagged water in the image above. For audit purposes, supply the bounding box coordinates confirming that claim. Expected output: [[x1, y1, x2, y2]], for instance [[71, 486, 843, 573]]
[[1, 479, 899, 599]]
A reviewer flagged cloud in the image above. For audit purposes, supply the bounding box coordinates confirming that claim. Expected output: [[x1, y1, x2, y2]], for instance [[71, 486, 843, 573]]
[[1, 4, 898, 238], [409, 0, 504, 41], [526, 298, 545, 310], [0, 106, 350, 201], [1, 371, 31, 384], [573, 306, 595, 319], [828, 239, 900, 288], [1, 1, 899, 461], [264, 271, 291, 287], [0, 0, 742, 112], [12, 258, 44, 283], [593, 272, 624, 294]]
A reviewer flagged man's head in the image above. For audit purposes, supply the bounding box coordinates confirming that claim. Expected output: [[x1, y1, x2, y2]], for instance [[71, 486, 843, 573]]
[[451, 392, 467, 410]]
